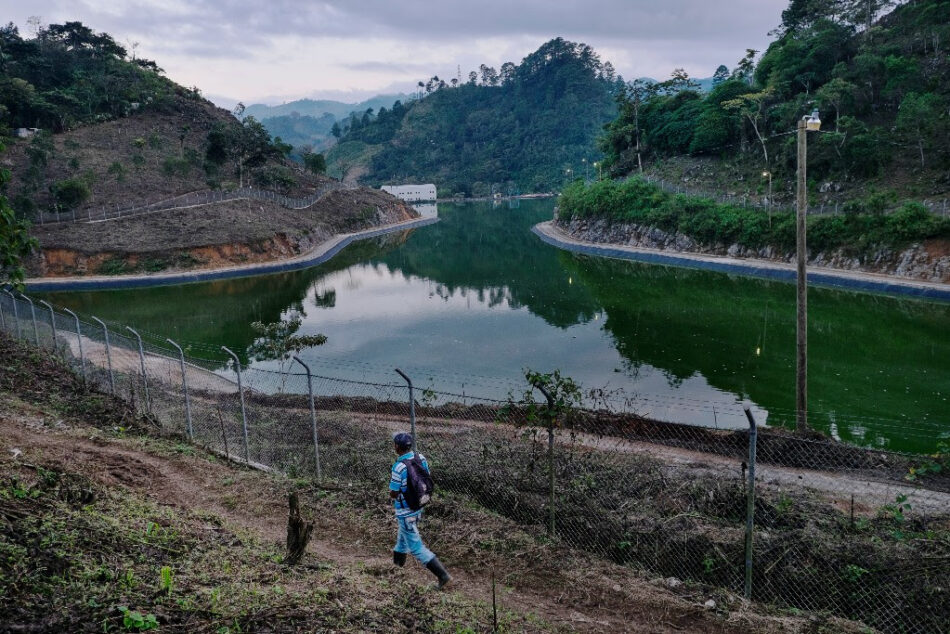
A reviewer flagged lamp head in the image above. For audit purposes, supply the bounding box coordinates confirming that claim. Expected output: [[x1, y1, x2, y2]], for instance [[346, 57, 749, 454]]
[[805, 109, 821, 131]]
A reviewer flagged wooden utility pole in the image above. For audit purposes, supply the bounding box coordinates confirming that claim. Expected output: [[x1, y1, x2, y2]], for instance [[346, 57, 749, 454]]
[[796, 118, 808, 433]]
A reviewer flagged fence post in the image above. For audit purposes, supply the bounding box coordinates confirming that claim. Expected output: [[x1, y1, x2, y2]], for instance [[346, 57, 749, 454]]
[[221, 346, 250, 464], [19, 294, 40, 346], [395, 368, 416, 449], [91, 316, 115, 396], [1, 290, 18, 340], [293, 356, 321, 482], [125, 327, 151, 413], [63, 308, 86, 384], [742, 401, 758, 600], [38, 300, 59, 354], [166, 339, 192, 439], [529, 380, 558, 537]]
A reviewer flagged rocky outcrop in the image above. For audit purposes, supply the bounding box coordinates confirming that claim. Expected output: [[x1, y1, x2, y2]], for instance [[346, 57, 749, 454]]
[[558, 217, 950, 283]]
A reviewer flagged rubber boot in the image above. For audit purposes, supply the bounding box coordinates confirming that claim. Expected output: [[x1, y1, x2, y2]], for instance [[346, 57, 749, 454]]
[[393, 551, 407, 567], [425, 556, 452, 589]]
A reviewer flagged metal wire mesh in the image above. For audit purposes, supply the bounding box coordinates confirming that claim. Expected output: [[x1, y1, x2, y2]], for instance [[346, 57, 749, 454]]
[[1, 290, 947, 633]]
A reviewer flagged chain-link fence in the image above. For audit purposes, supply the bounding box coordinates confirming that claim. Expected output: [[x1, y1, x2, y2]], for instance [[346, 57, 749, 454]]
[[34, 181, 358, 225], [1, 289, 947, 633]]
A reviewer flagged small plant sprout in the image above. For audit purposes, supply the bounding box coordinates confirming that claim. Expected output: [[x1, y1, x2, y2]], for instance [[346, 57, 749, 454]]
[[160, 566, 173, 596]]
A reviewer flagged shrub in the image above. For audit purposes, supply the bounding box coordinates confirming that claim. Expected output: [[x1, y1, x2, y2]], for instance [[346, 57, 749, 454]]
[[11, 194, 37, 219], [51, 178, 90, 210], [886, 202, 943, 243], [107, 161, 126, 182], [161, 157, 190, 178], [253, 166, 297, 192], [561, 177, 947, 255]]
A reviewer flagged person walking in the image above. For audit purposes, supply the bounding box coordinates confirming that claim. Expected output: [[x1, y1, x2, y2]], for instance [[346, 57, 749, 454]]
[[389, 432, 452, 589]]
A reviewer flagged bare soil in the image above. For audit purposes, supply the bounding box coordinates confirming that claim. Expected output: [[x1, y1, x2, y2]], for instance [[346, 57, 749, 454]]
[[0, 334, 857, 633], [26, 188, 415, 276], [3, 95, 417, 277]]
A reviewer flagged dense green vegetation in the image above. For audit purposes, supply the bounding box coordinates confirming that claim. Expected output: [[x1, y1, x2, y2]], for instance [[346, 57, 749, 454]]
[[328, 38, 622, 195], [600, 0, 950, 185], [558, 177, 950, 253], [0, 140, 37, 286], [0, 21, 181, 132]]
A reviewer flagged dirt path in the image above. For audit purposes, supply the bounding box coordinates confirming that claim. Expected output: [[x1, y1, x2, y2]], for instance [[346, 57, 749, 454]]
[[0, 396, 835, 633]]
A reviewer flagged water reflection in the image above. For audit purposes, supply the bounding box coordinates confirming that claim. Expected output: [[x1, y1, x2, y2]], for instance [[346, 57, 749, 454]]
[[38, 200, 950, 452]]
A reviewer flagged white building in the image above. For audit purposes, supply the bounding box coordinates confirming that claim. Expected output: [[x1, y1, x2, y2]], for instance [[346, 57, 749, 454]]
[[381, 184, 437, 202]]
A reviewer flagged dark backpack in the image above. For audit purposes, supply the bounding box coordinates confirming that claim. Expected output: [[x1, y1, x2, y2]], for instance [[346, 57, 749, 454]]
[[401, 455, 434, 511]]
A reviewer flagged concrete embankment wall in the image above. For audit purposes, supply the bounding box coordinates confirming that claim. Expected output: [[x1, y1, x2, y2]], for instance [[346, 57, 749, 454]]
[[26, 217, 439, 292], [534, 221, 950, 302]]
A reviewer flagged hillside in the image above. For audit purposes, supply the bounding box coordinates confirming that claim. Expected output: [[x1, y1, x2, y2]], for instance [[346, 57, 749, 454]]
[[600, 0, 950, 210], [0, 21, 416, 278], [326, 38, 623, 196]]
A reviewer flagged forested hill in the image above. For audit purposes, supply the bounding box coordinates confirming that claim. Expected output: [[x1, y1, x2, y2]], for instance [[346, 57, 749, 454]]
[[0, 21, 338, 221], [327, 38, 624, 196], [599, 0, 950, 206]]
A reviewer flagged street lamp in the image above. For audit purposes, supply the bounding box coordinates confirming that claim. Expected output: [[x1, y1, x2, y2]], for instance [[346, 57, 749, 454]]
[[594, 161, 603, 181], [582, 157, 589, 182], [761, 170, 772, 227], [795, 108, 820, 433]]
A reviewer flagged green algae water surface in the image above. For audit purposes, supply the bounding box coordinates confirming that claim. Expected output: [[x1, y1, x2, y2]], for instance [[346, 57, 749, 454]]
[[39, 199, 950, 454]]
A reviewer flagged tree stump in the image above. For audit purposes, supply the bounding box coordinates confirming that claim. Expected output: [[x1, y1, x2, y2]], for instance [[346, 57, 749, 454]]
[[285, 492, 313, 565]]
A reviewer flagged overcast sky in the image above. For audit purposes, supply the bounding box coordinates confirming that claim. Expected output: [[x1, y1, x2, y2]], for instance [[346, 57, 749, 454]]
[[5, 0, 789, 107]]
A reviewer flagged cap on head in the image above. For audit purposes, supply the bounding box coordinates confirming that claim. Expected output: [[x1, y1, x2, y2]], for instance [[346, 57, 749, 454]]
[[393, 432, 413, 450]]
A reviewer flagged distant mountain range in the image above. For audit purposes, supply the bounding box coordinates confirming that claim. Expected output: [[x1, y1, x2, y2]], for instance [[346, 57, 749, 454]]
[[243, 94, 411, 121], [242, 94, 410, 153]]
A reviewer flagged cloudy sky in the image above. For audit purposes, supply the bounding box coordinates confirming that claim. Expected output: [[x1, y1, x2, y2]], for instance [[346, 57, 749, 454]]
[[5, 0, 789, 107]]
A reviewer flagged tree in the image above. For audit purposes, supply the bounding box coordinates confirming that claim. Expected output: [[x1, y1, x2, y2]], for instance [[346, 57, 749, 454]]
[[723, 89, 773, 165], [230, 116, 277, 187], [502, 369, 581, 536], [330, 121, 342, 138], [205, 123, 229, 165], [845, 0, 894, 34], [815, 77, 855, 130], [896, 92, 944, 168], [0, 141, 38, 288], [603, 78, 651, 173], [247, 312, 327, 392], [657, 68, 699, 94], [479, 64, 499, 86], [712, 64, 730, 85], [303, 151, 326, 175], [732, 49, 758, 85], [500, 62, 517, 85]]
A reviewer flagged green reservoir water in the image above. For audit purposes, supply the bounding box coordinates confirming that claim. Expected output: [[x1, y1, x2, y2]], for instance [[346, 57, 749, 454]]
[[39, 200, 950, 453]]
